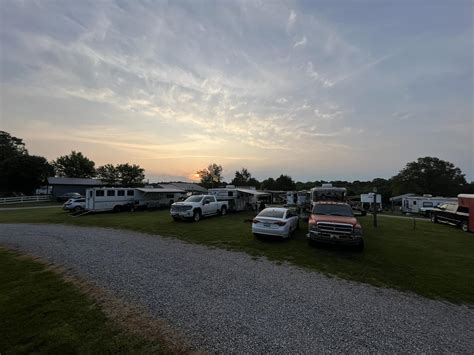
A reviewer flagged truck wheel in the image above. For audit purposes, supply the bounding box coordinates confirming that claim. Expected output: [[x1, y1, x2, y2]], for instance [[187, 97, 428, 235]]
[[193, 210, 201, 222], [220, 206, 227, 216], [73, 206, 83, 213], [431, 215, 438, 223], [113, 205, 122, 213], [461, 221, 469, 232]]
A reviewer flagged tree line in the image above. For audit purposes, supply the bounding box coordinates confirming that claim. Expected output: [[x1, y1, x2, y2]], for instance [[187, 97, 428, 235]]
[[0, 131, 145, 196], [1, 130, 472, 199], [197, 158, 473, 202]]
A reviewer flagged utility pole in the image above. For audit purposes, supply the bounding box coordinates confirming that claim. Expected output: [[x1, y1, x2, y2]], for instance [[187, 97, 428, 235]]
[[373, 187, 378, 228]]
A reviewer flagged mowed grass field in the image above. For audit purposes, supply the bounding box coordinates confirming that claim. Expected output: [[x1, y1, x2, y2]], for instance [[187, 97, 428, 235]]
[[0, 207, 473, 304], [0, 248, 166, 354]]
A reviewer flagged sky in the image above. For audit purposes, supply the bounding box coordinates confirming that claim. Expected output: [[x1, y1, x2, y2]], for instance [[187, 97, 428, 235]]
[[1, 0, 473, 182]]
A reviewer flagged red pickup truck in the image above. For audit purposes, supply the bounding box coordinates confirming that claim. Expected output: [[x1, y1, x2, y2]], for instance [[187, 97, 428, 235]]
[[307, 201, 364, 251]]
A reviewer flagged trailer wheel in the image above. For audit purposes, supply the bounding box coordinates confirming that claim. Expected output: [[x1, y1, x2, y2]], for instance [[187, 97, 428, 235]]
[[461, 221, 469, 232], [220, 206, 227, 216], [113, 205, 122, 213], [193, 210, 201, 222]]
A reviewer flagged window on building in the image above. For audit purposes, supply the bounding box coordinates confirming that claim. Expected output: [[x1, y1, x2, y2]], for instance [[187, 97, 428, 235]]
[[107, 190, 115, 197], [117, 190, 125, 196], [96, 190, 104, 197], [127, 190, 134, 196]]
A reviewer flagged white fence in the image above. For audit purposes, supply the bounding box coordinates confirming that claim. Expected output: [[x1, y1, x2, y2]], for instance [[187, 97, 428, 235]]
[[0, 195, 52, 205]]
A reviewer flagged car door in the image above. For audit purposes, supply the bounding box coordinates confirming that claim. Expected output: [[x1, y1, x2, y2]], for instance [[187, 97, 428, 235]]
[[202, 196, 213, 215], [285, 211, 298, 231]]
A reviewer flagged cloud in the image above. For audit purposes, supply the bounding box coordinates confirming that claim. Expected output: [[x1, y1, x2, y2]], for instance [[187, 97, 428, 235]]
[[293, 35, 307, 48], [286, 10, 296, 32]]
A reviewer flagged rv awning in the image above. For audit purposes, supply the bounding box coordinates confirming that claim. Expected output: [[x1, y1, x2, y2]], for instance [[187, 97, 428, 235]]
[[236, 188, 270, 196], [136, 188, 184, 193]]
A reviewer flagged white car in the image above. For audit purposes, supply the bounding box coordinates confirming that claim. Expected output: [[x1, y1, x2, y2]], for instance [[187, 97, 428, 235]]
[[63, 198, 86, 213], [252, 207, 299, 239]]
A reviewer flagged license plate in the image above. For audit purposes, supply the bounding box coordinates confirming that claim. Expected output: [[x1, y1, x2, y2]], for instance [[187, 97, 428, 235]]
[[264, 223, 271, 228]]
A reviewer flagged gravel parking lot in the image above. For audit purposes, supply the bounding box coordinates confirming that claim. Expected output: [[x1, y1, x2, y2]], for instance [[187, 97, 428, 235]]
[[1, 224, 473, 353]]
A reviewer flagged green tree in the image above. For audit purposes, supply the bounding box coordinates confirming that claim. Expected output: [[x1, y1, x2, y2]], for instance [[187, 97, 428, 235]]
[[116, 163, 145, 186], [197, 163, 223, 188], [0, 155, 54, 195], [231, 168, 260, 188], [260, 177, 276, 190], [392, 157, 467, 196], [274, 174, 296, 191], [96, 164, 119, 185], [52, 151, 96, 178], [0, 131, 28, 161]]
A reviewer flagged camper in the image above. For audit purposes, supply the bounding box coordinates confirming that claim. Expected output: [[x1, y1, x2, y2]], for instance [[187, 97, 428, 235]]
[[310, 184, 347, 209], [85, 187, 185, 212], [286, 190, 310, 209], [401, 195, 456, 216], [208, 186, 270, 212], [360, 193, 382, 212]]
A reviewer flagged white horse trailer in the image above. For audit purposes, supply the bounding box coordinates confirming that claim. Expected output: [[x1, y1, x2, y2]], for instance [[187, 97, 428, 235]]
[[401, 195, 457, 215], [209, 186, 270, 212], [85, 187, 185, 212]]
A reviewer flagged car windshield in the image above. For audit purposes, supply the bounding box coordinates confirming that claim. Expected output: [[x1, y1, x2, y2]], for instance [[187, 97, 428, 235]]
[[258, 209, 285, 219], [313, 204, 353, 217], [185, 196, 203, 203]]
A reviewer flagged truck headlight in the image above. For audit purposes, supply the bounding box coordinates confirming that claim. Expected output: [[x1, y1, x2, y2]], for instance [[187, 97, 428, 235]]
[[353, 227, 363, 236]]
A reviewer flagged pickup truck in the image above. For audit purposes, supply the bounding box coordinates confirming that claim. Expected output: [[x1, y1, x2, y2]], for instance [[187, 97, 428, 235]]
[[431, 203, 470, 232], [170, 195, 228, 222], [307, 201, 364, 251]]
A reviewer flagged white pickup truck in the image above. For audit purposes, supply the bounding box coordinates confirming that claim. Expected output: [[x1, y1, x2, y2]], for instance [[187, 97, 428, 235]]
[[170, 194, 228, 222]]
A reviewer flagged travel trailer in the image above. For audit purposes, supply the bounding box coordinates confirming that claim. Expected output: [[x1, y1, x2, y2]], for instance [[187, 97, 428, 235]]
[[360, 193, 382, 212], [208, 186, 270, 212], [401, 195, 456, 215], [85, 187, 185, 212], [286, 190, 311, 209]]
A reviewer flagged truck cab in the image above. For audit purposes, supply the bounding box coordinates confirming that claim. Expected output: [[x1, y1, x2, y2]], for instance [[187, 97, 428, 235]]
[[170, 194, 228, 222], [307, 187, 364, 251]]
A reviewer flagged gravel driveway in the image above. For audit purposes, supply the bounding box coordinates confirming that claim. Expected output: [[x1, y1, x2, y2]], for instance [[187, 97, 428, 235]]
[[1, 224, 473, 354]]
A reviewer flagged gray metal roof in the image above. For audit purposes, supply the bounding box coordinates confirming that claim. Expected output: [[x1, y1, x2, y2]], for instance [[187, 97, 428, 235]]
[[48, 177, 103, 186], [158, 182, 207, 193], [136, 188, 184, 193]]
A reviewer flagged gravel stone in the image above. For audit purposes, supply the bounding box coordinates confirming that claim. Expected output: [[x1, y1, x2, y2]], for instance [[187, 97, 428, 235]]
[[1, 223, 473, 354]]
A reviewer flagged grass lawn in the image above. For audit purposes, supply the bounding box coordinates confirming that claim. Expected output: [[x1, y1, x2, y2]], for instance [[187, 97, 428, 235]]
[[0, 208, 473, 304], [0, 201, 61, 209], [0, 248, 166, 354]]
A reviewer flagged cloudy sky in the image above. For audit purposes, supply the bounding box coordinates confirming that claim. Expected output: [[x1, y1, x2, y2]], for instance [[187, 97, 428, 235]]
[[1, 0, 473, 182]]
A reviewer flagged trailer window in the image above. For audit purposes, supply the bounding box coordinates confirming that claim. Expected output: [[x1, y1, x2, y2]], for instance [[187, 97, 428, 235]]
[[228, 191, 233, 197], [412, 201, 417, 205], [107, 190, 115, 197], [96, 190, 104, 197], [422, 202, 433, 207], [117, 190, 125, 196], [127, 190, 134, 196]]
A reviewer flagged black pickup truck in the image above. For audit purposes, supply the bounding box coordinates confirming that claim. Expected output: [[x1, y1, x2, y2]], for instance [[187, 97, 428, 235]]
[[431, 203, 470, 232]]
